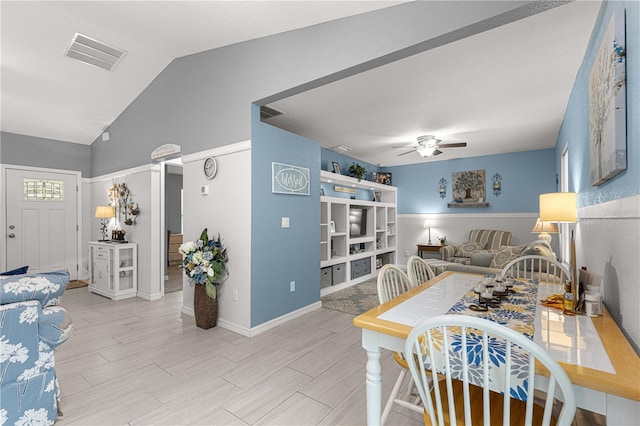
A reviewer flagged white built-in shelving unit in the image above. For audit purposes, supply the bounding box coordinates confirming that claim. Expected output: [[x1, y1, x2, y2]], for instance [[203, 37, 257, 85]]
[[320, 170, 397, 295]]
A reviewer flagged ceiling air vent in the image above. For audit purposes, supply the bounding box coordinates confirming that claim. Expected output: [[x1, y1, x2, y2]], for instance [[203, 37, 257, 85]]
[[65, 33, 126, 72], [260, 105, 284, 121]]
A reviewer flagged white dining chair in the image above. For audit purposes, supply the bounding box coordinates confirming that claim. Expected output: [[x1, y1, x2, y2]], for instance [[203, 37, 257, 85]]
[[405, 315, 576, 426], [407, 255, 435, 287], [377, 264, 423, 424], [501, 255, 572, 284]]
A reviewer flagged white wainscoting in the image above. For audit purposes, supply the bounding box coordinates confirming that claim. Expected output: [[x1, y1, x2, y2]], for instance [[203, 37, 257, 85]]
[[576, 194, 640, 353]]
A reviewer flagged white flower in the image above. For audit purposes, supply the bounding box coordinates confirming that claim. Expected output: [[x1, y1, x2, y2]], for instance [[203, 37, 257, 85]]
[[178, 241, 196, 255], [19, 306, 39, 324], [15, 408, 49, 426], [0, 335, 29, 365], [207, 267, 214, 277], [45, 378, 56, 393], [1, 408, 8, 426]]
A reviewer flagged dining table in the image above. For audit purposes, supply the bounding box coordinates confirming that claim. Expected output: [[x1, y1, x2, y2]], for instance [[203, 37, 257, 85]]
[[353, 271, 640, 426]]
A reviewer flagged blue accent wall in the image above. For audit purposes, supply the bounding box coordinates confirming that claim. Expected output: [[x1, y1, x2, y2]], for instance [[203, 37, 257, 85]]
[[557, 1, 639, 204], [251, 105, 321, 327], [320, 148, 381, 200], [381, 149, 556, 214]]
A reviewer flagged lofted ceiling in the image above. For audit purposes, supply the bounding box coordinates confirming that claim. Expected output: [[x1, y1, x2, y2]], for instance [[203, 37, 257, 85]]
[[1, 1, 601, 167], [1, 0, 406, 146]]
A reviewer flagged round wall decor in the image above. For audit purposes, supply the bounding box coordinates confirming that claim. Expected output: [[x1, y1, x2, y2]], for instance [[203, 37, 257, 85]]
[[203, 157, 217, 180]]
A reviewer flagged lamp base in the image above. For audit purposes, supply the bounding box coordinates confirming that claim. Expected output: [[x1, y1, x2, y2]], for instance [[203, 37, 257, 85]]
[[538, 232, 552, 244]]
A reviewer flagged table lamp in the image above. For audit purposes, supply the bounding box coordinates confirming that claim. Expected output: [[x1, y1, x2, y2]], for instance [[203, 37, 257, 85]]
[[539, 192, 577, 223], [95, 206, 115, 241], [423, 219, 432, 245], [539, 192, 578, 311], [531, 218, 558, 244]]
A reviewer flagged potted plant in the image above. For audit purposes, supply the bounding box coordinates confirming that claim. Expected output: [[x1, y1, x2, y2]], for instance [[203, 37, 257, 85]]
[[179, 228, 228, 329], [348, 162, 366, 181]]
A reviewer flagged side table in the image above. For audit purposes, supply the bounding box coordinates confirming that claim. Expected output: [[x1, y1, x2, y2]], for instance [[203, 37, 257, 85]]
[[416, 244, 443, 259]]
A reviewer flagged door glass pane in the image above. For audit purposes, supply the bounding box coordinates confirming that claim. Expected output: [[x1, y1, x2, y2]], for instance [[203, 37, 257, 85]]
[[23, 179, 64, 201]]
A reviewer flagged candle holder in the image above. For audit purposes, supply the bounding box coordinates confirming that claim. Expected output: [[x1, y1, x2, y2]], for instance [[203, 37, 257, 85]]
[[492, 173, 502, 196]]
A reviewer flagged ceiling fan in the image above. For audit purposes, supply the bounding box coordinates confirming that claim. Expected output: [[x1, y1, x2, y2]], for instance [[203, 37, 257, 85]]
[[396, 135, 467, 157]]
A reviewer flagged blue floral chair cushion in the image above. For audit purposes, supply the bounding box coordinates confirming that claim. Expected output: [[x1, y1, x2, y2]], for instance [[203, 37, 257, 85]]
[[0, 269, 73, 425]]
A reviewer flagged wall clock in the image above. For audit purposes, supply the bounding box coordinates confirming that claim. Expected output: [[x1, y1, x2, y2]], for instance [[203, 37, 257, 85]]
[[203, 157, 217, 180]]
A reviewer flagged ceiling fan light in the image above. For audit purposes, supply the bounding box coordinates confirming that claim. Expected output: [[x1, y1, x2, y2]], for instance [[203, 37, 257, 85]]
[[417, 145, 436, 157]]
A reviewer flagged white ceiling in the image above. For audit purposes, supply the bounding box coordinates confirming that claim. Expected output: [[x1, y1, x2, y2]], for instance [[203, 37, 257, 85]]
[[1, 1, 601, 167], [1, 0, 405, 145], [265, 0, 602, 166]]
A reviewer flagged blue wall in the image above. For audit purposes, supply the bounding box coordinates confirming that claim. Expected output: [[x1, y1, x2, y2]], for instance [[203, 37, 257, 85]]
[[381, 149, 556, 214], [251, 105, 321, 327], [557, 1, 639, 204], [1, 131, 91, 177], [320, 148, 381, 200]]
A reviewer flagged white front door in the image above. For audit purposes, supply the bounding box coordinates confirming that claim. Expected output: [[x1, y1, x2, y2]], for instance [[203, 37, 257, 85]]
[[5, 168, 78, 279]]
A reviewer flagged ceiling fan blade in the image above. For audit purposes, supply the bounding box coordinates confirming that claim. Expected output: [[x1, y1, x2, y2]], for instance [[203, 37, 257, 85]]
[[432, 149, 443, 156], [437, 142, 467, 148], [392, 144, 417, 149], [397, 150, 416, 157]]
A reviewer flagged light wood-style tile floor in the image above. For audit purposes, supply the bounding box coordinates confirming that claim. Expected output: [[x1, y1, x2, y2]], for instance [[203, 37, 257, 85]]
[[56, 288, 605, 425]]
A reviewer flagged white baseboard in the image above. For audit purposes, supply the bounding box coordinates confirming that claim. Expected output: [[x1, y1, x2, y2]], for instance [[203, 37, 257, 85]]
[[180, 300, 322, 337]]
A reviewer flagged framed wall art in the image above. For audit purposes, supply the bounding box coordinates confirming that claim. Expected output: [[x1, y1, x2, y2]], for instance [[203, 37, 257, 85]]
[[376, 172, 392, 185], [589, 9, 626, 186], [448, 169, 489, 208]]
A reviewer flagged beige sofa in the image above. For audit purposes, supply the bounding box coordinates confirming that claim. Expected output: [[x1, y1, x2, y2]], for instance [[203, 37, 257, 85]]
[[440, 229, 513, 265], [435, 232, 554, 276]]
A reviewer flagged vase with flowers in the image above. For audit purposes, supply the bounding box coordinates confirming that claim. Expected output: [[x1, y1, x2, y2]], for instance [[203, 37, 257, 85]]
[[179, 228, 228, 329]]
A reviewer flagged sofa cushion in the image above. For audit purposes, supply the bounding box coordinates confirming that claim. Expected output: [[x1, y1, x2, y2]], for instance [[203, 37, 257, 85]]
[[490, 245, 528, 269], [521, 241, 555, 271], [468, 229, 512, 250], [1, 270, 69, 308], [455, 242, 486, 258], [471, 252, 495, 267]]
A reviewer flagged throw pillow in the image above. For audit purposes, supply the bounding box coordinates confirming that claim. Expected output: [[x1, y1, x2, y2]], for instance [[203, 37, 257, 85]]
[[471, 252, 495, 267], [521, 240, 555, 271], [489, 245, 527, 269], [0, 265, 28, 276], [454, 242, 486, 258]]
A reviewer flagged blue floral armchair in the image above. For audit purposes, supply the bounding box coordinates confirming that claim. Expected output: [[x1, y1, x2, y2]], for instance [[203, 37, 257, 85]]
[[0, 270, 73, 425]]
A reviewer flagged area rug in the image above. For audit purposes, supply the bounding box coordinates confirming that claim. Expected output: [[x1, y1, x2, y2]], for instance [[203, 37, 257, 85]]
[[67, 280, 88, 290], [321, 278, 378, 315]]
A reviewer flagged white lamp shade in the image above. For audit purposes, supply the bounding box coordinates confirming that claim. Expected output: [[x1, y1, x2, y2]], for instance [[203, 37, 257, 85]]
[[95, 205, 115, 219], [539, 192, 577, 223]]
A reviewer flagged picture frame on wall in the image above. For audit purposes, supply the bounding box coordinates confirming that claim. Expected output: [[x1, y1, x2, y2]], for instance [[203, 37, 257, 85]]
[[376, 172, 392, 185], [332, 162, 341, 174], [589, 9, 627, 186]]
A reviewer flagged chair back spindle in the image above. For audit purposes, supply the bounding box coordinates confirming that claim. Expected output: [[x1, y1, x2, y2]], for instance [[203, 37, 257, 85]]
[[407, 255, 436, 287], [405, 315, 576, 426]]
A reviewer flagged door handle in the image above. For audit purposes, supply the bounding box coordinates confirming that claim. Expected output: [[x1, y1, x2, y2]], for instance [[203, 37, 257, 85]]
[[8, 233, 15, 238]]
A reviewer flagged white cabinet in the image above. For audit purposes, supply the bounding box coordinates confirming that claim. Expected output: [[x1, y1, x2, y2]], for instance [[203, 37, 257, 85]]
[[320, 171, 397, 294], [88, 242, 137, 300]]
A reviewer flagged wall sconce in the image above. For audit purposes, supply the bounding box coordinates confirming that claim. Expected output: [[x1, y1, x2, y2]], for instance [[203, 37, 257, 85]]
[[492, 173, 502, 196], [438, 178, 447, 199]]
